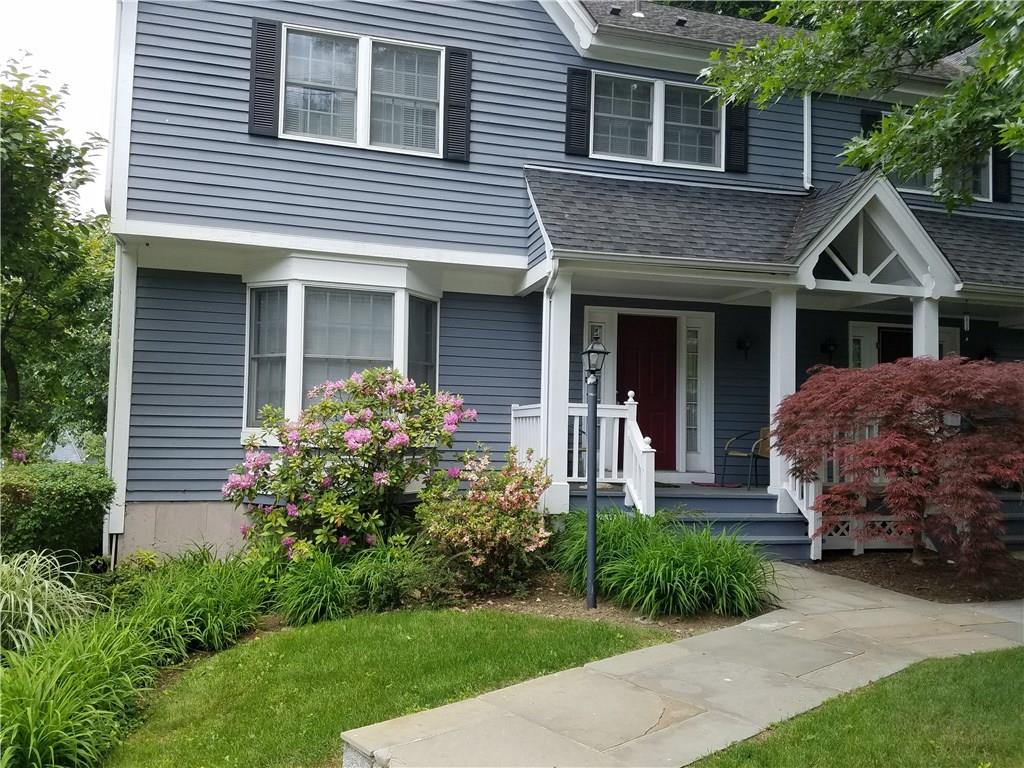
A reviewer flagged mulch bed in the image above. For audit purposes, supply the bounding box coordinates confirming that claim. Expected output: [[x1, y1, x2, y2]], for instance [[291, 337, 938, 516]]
[[804, 550, 1024, 603], [460, 569, 741, 638]]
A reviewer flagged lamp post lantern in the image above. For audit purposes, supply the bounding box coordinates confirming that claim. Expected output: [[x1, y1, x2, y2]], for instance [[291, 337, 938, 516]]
[[582, 329, 609, 609]]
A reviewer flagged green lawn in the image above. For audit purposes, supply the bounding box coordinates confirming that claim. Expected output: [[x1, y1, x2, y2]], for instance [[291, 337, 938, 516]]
[[697, 647, 1024, 768], [108, 608, 667, 768]]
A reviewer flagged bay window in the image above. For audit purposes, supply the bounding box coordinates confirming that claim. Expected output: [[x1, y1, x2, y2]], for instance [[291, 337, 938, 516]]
[[590, 72, 723, 170], [281, 26, 443, 157], [244, 281, 438, 434]]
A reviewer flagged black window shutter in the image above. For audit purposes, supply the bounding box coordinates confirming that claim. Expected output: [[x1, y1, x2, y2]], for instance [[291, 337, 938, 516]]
[[723, 101, 748, 173], [992, 145, 1013, 202], [249, 19, 282, 137], [443, 48, 472, 162], [564, 67, 591, 156], [860, 109, 883, 135]]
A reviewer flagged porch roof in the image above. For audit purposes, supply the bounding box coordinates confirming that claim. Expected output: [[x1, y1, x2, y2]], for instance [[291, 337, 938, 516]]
[[910, 209, 1024, 290], [525, 166, 1024, 289]]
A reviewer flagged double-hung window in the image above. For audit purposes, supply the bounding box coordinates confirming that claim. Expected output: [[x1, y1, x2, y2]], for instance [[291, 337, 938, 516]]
[[281, 27, 443, 156], [591, 73, 723, 169]]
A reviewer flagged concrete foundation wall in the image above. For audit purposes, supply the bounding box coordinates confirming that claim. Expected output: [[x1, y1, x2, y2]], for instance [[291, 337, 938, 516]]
[[120, 501, 247, 558]]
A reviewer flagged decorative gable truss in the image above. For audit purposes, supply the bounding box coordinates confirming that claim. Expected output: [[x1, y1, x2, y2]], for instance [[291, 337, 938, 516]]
[[794, 176, 962, 301]]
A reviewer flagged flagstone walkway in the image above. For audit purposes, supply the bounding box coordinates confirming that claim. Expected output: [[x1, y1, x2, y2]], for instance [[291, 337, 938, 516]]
[[341, 562, 1023, 768]]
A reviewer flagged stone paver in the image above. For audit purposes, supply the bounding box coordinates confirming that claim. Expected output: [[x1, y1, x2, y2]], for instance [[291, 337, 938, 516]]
[[340, 562, 1023, 768]]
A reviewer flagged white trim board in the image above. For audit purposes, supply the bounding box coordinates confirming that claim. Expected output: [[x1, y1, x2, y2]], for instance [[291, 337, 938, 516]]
[[106, 0, 137, 228], [116, 220, 527, 271], [104, 241, 138, 544], [582, 305, 715, 475]]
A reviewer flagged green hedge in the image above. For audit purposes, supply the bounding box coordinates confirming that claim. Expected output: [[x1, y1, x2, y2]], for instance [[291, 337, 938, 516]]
[[0, 463, 114, 556]]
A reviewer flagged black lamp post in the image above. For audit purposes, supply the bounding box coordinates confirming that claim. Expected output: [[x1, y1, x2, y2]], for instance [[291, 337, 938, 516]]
[[582, 330, 610, 609]]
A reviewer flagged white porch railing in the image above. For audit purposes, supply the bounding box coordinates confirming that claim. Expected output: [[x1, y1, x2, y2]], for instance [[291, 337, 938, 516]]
[[510, 392, 657, 517]]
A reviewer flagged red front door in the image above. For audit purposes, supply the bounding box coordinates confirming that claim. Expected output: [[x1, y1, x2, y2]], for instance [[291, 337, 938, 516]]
[[616, 314, 677, 470]]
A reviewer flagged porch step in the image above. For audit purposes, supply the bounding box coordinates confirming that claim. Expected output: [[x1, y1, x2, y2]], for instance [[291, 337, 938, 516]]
[[568, 489, 811, 560]]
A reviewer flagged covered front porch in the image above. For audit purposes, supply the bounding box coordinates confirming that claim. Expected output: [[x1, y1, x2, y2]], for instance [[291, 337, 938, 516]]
[[515, 168, 1024, 559]]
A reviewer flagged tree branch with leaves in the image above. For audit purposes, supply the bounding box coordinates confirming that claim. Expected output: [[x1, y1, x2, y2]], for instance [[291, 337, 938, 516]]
[[702, 0, 1023, 207]]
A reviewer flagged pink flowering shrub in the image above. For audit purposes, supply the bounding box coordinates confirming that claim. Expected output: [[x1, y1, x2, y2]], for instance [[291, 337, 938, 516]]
[[417, 449, 551, 593], [222, 368, 476, 560]]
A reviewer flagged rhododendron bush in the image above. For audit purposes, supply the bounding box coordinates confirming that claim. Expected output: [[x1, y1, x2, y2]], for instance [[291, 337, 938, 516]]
[[417, 449, 551, 593], [775, 357, 1024, 577], [222, 368, 476, 560]]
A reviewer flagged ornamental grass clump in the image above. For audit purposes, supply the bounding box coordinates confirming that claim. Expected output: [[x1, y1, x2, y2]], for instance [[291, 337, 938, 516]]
[[222, 367, 476, 560], [0, 550, 101, 656], [417, 449, 551, 594], [554, 510, 775, 617], [275, 549, 358, 626], [0, 613, 159, 768]]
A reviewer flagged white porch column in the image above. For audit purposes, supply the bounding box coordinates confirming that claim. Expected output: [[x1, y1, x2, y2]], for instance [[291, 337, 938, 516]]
[[912, 297, 940, 358], [542, 270, 572, 512], [768, 288, 798, 493]]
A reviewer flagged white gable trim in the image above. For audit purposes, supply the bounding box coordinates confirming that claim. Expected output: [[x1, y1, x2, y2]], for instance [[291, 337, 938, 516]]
[[795, 176, 961, 299]]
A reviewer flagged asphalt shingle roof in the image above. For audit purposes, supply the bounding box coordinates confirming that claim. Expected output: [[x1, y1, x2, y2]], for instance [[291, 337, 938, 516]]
[[525, 167, 1024, 288], [581, 1, 794, 46], [579, 1, 966, 80], [525, 168, 806, 265], [911, 209, 1024, 289]]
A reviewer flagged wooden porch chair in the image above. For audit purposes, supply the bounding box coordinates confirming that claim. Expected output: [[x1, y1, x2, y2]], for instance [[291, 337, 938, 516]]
[[719, 427, 771, 489]]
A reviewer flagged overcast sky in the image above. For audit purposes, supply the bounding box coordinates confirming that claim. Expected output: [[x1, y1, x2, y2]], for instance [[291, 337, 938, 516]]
[[3, 0, 118, 215]]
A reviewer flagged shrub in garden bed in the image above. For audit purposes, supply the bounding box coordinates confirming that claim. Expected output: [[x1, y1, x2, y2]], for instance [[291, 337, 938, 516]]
[[223, 367, 476, 559], [417, 450, 551, 594], [555, 510, 775, 617], [0, 462, 114, 556], [275, 540, 454, 626]]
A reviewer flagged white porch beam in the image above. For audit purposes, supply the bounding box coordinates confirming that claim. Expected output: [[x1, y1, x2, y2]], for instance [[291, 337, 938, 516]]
[[768, 288, 798, 493], [912, 297, 940, 358], [542, 270, 573, 512]]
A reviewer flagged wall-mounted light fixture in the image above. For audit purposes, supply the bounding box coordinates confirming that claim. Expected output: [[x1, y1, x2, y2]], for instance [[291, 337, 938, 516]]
[[736, 336, 753, 359], [631, 1, 645, 18]]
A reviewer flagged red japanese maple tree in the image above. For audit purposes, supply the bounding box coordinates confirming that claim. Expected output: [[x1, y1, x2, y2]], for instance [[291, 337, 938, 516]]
[[775, 356, 1024, 577]]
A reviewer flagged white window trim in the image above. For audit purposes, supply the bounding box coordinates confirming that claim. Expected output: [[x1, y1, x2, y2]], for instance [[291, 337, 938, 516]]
[[241, 280, 439, 443], [582, 305, 716, 478], [278, 24, 446, 159], [588, 70, 726, 173], [896, 149, 993, 203]]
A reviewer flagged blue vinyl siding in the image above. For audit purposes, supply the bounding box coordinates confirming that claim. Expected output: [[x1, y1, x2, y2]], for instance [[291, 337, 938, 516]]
[[438, 292, 543, 457], [127, 269, 245, 501], [811, 93, 1024, 217], [129, 0, 805, 261]]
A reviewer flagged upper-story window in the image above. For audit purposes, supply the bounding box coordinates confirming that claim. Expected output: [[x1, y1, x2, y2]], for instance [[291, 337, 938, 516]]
[[281, 26, 443, 157], [590, 73, 723, 170], [895, 151, 992, 202]]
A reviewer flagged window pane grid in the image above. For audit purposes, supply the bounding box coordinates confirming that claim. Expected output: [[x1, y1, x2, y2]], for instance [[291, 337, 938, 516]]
[[370, 43, 440, 152], [283, 31, 358, 142], [303, 288, 394, 403], [592, 75, 652, 160], [686, 329, 699, 453], [664, 85, 720, 167], [408, 296, 438, 389], [247, 287, 288, 426]]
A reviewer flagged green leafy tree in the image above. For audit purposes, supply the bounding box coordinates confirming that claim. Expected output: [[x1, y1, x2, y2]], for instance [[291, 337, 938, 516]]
[[1, 62, 111, 448], [665, 1, 779, 21], [703, 1, 1023, 206]]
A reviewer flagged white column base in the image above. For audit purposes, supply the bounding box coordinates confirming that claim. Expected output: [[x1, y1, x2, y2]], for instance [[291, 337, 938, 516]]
[[544, 482, 571, 514]]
